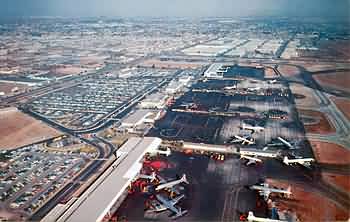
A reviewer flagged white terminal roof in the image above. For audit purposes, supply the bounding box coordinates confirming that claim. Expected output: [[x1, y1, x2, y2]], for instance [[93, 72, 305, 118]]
[[142, 92, 168, 103], [204, 63, 224, 76], [64, 137, 162, 222], [121, 109, 153, 127]]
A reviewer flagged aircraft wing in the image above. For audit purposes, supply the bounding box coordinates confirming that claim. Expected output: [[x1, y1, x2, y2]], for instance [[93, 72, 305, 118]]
[[156, 194, 181, 214], [259, 190, 270, 200], [170, 194, 185, 205], [247, 159, 256, 166]]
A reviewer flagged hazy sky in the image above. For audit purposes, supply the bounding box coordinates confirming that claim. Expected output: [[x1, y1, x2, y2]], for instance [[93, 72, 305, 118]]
[[1, 0, 350, 18]]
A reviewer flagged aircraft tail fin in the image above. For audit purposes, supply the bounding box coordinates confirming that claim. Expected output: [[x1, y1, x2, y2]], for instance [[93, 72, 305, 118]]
[[181, 174, 189, 184], [151, 172, 157, 182], [247, 211, 255, 222]]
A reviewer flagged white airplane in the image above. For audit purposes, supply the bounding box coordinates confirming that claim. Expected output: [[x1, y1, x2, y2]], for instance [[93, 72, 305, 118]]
[[179, 102, 196, 108], [277, 137, 297, 150], [232, 135, 255, 145], [224, 85, 237, 90], [240, 155, 262, 166], [148, 147, 171, 157], [149, 194, 188, 219], [250, 183, 292, 200], [155, 174, 189, 191], [242, 123, 265, 133], [156, 174, 182, 195], [157, 148, 171, 156], [268, 79, 278, 84], [283, 156, 315, 166], [247, 87, 261, 91], [138, 172, 157, 182], [247, 211, 285, 222]]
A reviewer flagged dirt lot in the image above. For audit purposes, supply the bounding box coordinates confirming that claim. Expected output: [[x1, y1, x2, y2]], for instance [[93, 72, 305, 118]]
[[290, 83, 320, 108], [310, 140, 350, 165], [289, 61, 349, 73], [54, 65, 88, 76], [277, 65, 301, 77], [313, 71, 350, 92], [298, 109, 335, 134], [140, 59, 207, 69], [332, 97, 350, 121], [266, 179, 349, 221], [0, 82, 29, 95], [296, 40, 350, 61], [264, 66, 279, 78], [79, 55, 106, 68], [0, 107, 62, 150], [322, 172, 350, 193]]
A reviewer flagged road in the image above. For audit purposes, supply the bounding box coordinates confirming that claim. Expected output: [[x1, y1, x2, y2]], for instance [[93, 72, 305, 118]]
[[290, 65, 350, 149], [1, 64, 120, 107]]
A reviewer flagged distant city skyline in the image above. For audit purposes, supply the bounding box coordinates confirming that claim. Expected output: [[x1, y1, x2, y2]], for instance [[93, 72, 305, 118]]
[[1, 0, 349, 19]]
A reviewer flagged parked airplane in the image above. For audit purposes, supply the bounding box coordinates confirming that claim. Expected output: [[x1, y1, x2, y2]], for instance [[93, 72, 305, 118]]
[[179, 102, 197, 109], [232, 135, 255, 145], [240, 155, 262, 166], [148, 147, 171, 157], [283, 156, 315, 166], [268, 79, 278, 84], [242, 123, 265, 133], [157, 148, 172, 156], [155, 174, 183, 195], [247, 87, 261, 91], [224, 85, 237, 90], [250, 183, 292, 200], [148, 194, 188, 219], [277, 137, 297, 150], [155, 174, 189, 191], [139, 172, 157, 182], [247, 211, 285, 222]]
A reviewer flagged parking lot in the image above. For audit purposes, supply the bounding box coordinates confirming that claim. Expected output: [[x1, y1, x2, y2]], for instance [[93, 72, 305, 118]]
[[29, 69, 174, 129], [0, 142, 94, 218]]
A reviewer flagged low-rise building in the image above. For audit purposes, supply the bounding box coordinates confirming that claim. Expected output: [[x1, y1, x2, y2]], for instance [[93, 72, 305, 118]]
[[120, 109, 155, 132], [139, 92, 168, 109]]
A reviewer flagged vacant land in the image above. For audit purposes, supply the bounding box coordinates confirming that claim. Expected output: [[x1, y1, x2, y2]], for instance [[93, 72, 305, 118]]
[[331, 96, 350, 121], [266, 179, 349, 221], [299, 109, 335, 134], [0, 107, 62, 150], [290, 83, 320, 108], [277, 65, 301, 77], [0, 82, 29, 95], [310, 140, 350, 165], [54, 65, 87, 76], [322, 173, 350, 193], [140, 59, 206, 69], [314, 71, 350, 92], [264, 66, 279, 78]]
